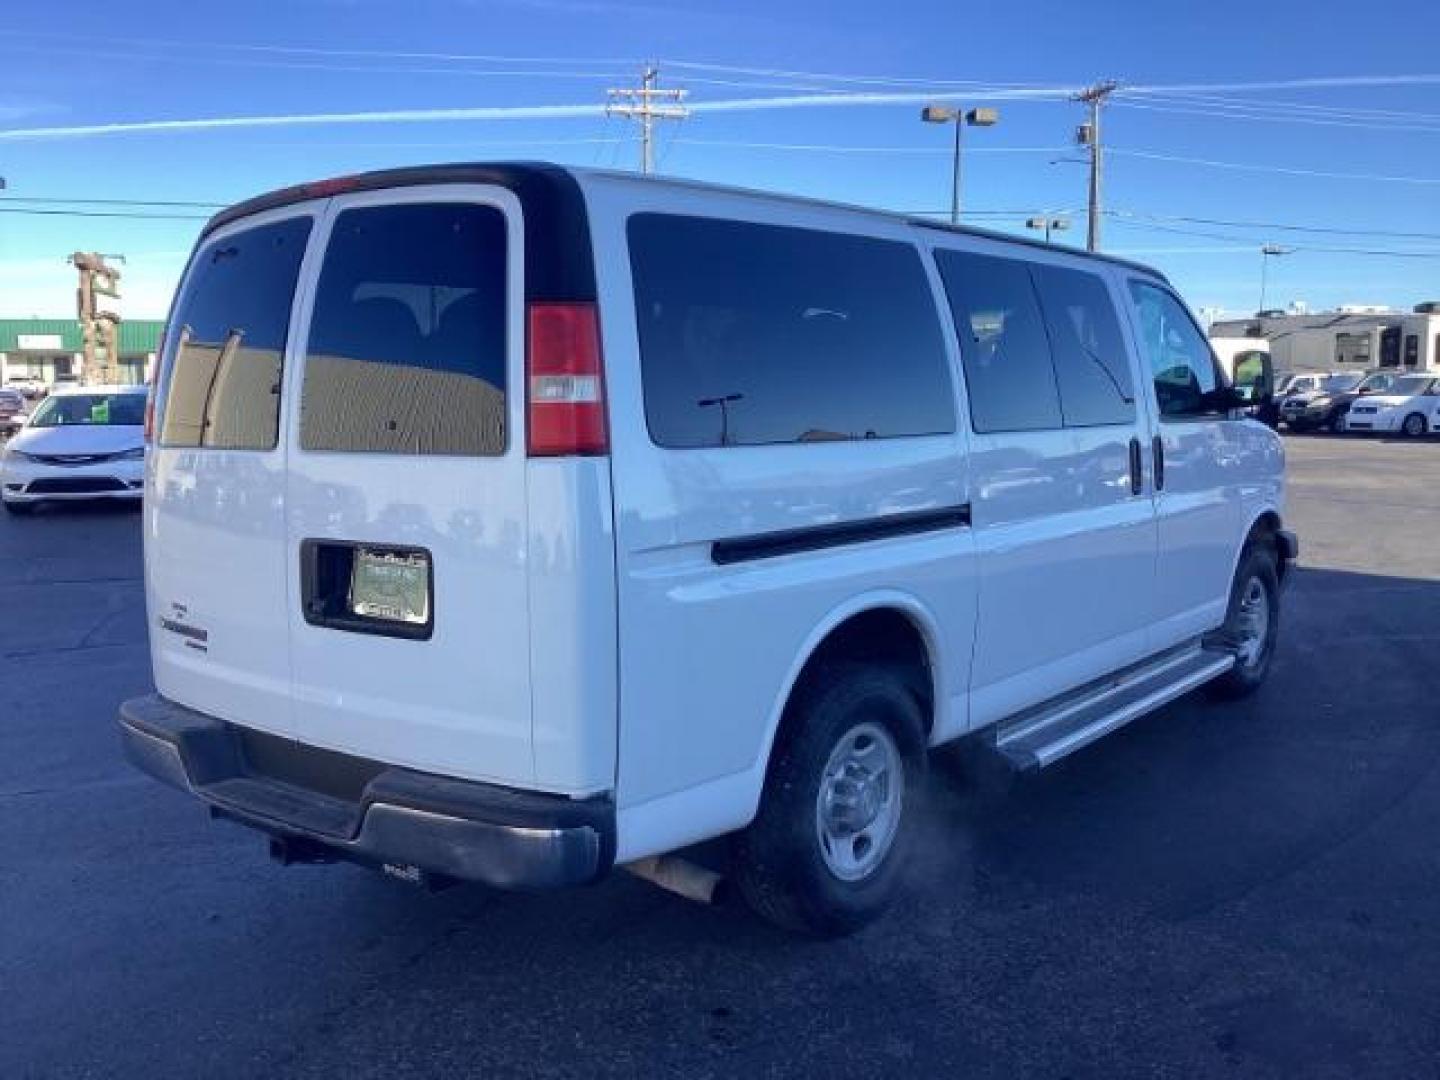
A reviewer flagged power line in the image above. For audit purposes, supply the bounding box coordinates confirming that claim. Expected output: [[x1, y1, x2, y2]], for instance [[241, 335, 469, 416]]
[[1113, 98, 1440, 133], [1105, 215, 1440, 257], [1108, 147, 1440, 185], [1111, 209, 1440, 242], [1124, 73, 1440, 94], [1122, 90, 1440, 124], [0, 195, 225, 208], [0, 29, 639, 67], [0, 206, 209, 220], [670, 138, 1065, 154]]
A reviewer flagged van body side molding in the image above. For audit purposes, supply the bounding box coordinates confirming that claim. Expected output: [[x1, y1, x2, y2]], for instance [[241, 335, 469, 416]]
[[711, 505, 971, 566]]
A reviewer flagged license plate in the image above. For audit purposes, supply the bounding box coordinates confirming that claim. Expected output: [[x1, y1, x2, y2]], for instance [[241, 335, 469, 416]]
[[348, 548, 430, 625]]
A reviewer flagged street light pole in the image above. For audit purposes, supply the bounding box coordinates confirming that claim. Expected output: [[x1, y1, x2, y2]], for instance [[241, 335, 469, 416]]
[[950, 117, 963, 226], [922, 105, 999, 226]]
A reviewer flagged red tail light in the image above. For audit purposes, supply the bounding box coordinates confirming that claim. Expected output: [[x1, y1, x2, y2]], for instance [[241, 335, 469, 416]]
[[527, 302, 608, 456]]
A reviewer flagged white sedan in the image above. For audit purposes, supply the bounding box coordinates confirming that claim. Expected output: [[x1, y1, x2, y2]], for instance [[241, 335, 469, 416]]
[[0, 385, 147, 515], [1343, 374, 1440, 437]]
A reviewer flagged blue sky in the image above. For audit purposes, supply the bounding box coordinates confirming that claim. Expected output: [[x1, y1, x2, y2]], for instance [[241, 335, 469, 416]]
[[0, 0, 1436, 320]]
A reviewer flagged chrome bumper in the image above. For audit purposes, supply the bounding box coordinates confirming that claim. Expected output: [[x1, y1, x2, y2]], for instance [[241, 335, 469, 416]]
[[119, 694, 613, 889]]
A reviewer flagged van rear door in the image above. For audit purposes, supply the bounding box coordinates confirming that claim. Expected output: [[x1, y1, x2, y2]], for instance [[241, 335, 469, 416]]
[[282, 185, 535, 788], [148, 204, 321, 737]]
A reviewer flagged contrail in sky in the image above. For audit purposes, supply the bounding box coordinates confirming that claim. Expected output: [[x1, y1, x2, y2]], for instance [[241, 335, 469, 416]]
[[1, 74, 1436, 142], [0, 87, 1072, 142]]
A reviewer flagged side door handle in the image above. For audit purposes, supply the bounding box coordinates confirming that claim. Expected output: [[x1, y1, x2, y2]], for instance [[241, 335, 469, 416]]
[[1128, 437, 1143, 496], [1152, 435, 1165, 492]]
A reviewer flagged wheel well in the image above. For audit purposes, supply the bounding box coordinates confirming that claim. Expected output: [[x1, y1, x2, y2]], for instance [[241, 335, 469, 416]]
[[787, 608, 935, 735], [1243, 511, 1288, 583]]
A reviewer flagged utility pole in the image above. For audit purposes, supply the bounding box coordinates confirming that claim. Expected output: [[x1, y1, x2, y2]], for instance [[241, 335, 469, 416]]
[[1258, 244, 1292, 314], [606, 64, 688, 175], [1073, 80, 1118, 253], [70, 252, 123, 385]]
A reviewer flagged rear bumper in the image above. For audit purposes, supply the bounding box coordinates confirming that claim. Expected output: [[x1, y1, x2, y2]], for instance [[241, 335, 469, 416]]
[[119, 694, 614, 889]]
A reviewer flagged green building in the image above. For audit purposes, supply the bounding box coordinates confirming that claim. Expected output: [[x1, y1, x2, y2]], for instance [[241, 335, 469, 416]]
[[0, 317, 165, 387]]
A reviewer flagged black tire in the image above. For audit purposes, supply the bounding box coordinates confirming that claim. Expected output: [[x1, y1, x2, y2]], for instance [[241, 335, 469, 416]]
[[732, 663, 927, 938], [2, 500, 35, 516], [1207, 544, 1280, 700], [1327, 413, 1346, 434], [1402, 412, 1428, 438]]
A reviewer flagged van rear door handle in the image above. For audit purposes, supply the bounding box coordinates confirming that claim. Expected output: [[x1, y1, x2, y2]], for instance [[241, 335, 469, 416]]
[[1152, 435, 1165, 492], [1128, 437, 1143, 496]]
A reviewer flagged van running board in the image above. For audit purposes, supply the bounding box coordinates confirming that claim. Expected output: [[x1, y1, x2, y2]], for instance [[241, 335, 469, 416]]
[[990, 644, 1235, 771]]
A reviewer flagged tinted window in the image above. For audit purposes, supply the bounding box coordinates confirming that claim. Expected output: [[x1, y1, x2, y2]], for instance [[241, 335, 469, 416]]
[[301, 203, 507, 456], [935, 250, 1061, 433], [1031, 265, 1134, 426], [1128, 281, 1222, 418], [161, 217, 311, 449], [628, 214, 955, 447]]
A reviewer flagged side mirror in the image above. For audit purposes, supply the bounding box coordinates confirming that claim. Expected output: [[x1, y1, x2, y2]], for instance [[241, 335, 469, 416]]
[[1232, 354, 1274, 404]]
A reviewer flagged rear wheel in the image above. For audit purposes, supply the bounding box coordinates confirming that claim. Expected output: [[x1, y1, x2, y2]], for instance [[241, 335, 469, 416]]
[[1207, 544, 1280, 700], [732, 664, 926, 937], [1402, 412, 1428, 438]]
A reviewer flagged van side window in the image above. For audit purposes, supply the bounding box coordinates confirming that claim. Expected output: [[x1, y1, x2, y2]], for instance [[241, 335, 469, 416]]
[[934, 249, 1061, 433], [1128, 281, 1223, 418], [1031, 265, 1135, 426], [301, 203, 507, 456], [628, 214, 955, 448], [160, 217, 312, 450]]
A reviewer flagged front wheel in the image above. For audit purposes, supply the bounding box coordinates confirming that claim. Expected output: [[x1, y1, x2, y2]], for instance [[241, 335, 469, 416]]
[[1207, 544, 1280, 700], [1402, 412, 1428, 438], [732, 664, 927, 937]]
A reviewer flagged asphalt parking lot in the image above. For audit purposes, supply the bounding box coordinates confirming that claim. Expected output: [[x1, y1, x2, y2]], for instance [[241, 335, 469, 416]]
[[3, 436, 1439, 1079]]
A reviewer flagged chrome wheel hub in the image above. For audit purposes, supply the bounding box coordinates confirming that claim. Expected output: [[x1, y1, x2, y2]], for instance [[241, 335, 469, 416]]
[[1236, 576, 1270, 668], [816, 721, 903, 882]]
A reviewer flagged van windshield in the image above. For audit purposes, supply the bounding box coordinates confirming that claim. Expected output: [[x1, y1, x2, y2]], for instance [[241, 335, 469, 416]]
[[28, 392, 145, 428]]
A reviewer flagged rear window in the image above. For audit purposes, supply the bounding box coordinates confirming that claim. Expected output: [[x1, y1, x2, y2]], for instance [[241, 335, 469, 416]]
[[628, 214, 955, 448], [160, 217, 312, 449], [300, 202, 508, 456]]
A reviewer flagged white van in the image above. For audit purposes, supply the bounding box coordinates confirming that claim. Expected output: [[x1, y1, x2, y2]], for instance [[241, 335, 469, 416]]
[[120, 164, 1296, 936]]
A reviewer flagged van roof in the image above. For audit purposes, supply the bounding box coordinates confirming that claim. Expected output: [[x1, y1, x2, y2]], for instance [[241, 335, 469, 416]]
[[204, 161, 1168, 283]]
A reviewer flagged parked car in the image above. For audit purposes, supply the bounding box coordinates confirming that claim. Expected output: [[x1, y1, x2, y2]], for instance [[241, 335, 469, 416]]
[[1289, 370, 1401, 433], [0, 388, 28, 437], [4, 376, 46, 401], [1279, 372, 1360, 429], [1343, 374, 1440, 436], [118, 164, 1295, 937], [0, 385, 147, 514]]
